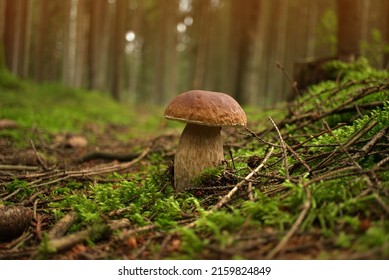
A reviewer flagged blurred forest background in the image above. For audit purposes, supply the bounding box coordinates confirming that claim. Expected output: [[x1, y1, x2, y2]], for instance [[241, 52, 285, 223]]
[[1, 0, 389, 106]]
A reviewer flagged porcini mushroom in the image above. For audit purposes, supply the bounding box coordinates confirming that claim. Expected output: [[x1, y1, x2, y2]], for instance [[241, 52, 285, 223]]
[[164, 90, 247, 193]]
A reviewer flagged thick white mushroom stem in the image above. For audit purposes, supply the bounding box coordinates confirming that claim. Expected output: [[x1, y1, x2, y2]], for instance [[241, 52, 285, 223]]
[[174, 123, 224, 193]]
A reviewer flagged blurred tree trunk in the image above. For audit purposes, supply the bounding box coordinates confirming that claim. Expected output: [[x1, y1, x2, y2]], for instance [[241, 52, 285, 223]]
[[110, 0, 127, 101], [337, 0, 362, 61], [4, 0, 19, 74], [87, 0, 109, 91], [34, 0, 47, 82], [137, 1, 155, 103], [384, 0, 389, 69], [4, 0, 31, 76], [155, 0, 178, 104], [192, 0, 211, 89], [273, 0, 289, 102], [32, 0, 68, 82], [228, 0, 260, 103], [74, 0, 86, 87], [245, 0, 271, 106], [163, 0, 179, 103], [126, 0, 142, 101], [0, 0, 6, 68], [155, 1, 168, 103], [21, 0, 32, 78], [63, 0, 81, 87]]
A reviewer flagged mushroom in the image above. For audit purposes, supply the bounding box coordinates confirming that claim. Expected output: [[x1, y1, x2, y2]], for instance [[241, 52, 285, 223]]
[[164, 90, 247, 193]]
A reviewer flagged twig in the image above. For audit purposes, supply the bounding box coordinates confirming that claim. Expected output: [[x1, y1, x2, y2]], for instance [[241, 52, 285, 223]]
[[45, 218, 132, 253], [285, 143, 311, 172], [27, 146, 151, 188], [211, 147, 274, 212], [48, 227, 93, 252], [118, 224, 158, 240], [313, 118, 378, 171], [30, 140, 50, 171], [0, 188, 22, 202], [266, 182, 311, 259], [0, 165, 40, 171], [47, 211, 78, 239], [108, 206, 134, 217], [372, 155, 389, 172], [269, 117, 289, 179], [276, 61, 300, 98], [372, 193, 389, 215], [354, 126, 388, 159], [248, 181, 254, 201], [244, 127, 280, 147]]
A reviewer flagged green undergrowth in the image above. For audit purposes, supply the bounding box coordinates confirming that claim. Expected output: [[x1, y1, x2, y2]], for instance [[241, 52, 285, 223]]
[[0, 70, 163, 146]]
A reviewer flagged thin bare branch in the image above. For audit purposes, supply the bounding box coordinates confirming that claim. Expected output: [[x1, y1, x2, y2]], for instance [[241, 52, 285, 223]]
[[267, 182, 311, 259], [212, 146, 274, 212]]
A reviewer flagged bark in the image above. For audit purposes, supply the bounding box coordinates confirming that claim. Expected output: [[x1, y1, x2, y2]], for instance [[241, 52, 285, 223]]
[[155, 0, 178, 104], [384, 0, 389, 69], [229, 0, 260, 103], [0, 0, 6, 68], [62, 0, 79, 86], [4, 0, 21, 74], [192, 0, 211, 89], [87, 0, 109, 90], [337, 0, 362, 61], [110, 0, 127, 101]]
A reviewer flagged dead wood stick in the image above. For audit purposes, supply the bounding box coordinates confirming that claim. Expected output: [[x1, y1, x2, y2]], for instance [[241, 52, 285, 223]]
[[47, 211, 78, 239], [248, 181, 254, 201], [29, 146, 150, 188], [269, 117, 289, 179], [353, 126, 388, 159], [30, 140, 50, 171], [0, 165, 40, 171], [291, 84, 387, 130], [77, 152, 141, 163], [267, 182, 311, 259], [211, 147, 274, 212], [372, 156, 389, 172], [244, 127, 280, 148], [118, 224, 158, 240], [118, 218, 195, 240], [313, 119, 378, 171], [46, 218, 131, 253], [48, 228, 93, 252], [276, 61, 301, 98], [0, 188, 22, 202], [373, 193, 389, 215], [285, 143, 311, 172]]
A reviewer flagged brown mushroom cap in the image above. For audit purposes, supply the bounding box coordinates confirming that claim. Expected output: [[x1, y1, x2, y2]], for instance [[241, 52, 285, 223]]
[[164, 90, 247, 127]]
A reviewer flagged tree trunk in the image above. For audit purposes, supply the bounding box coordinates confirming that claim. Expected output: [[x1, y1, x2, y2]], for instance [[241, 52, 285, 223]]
[[384, 0, 389, 69], [110, 0, 127, 101], [245, 0, 271, 106], [126, 0, 142, 102], [20, 0, 32, 78], [192, 0, 211, 89], [154, 0, 178, 104], [0, 0, 6, 68], [62, 0, 79, 86], [4, 0, 22, 74], [229, 0, 260, 103], [87, 0, 109, 91], [337, 0, 362, 61]]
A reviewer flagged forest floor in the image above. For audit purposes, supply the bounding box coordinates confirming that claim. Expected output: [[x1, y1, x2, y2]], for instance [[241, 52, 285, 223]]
[[0, 59, 388, 260]]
